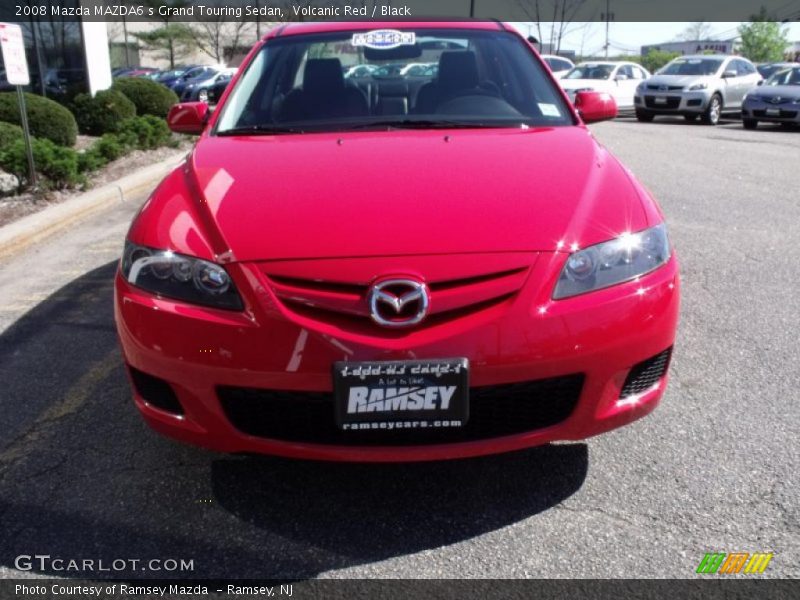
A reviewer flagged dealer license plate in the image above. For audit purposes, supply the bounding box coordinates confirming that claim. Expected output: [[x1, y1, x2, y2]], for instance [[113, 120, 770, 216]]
[[766, 108, 780, 117], [333, 358, 469, 431], [653, 96, 668, 104]]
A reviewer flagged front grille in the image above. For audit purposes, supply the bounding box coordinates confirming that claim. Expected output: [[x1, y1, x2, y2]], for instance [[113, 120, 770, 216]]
[[647, 84, 683, 91], [619, 348, 672, 399], [218, 374, 584, 446], [128, 367, 184, 415], [753, 109, 798, 119], [260, 258, 533, 330], [644, 96, 681, 109]]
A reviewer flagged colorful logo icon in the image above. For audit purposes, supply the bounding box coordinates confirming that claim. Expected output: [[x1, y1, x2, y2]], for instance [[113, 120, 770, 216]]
[[696, 552, 773, 574]]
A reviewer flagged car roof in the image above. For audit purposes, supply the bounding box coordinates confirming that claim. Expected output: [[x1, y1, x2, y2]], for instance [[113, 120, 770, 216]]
[[677, 54, 731, 60], [267, 20, 507, 40]]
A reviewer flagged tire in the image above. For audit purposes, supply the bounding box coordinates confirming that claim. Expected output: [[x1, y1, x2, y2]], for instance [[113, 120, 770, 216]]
[[636, 110, 654, 122], [684, 114, 698, 122], [701, 94, 722, 125], [743, 119, 757, 130]]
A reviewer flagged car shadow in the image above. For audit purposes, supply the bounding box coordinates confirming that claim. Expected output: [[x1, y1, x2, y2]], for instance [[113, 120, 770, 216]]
[[0, 261, 588, 579]]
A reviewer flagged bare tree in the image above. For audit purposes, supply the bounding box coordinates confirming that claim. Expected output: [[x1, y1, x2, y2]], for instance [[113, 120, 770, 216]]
[[192, 16, 249, 64], [516, 0, 587, 54], [677, 22, 714, 41]]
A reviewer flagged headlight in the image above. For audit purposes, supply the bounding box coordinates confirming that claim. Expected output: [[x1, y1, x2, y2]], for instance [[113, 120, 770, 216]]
[[553, 224, 671, 300], [687, 83, 707, 91], [636, 82, 645, 92], [121, 242, 244, 310]]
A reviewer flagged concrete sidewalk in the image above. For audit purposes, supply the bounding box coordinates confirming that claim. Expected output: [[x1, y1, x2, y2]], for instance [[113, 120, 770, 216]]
[[0, 151, 187, 261]]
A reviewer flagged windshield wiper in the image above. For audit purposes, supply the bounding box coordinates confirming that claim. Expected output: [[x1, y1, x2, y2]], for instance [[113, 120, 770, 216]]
[[215, 124, 306, 136]]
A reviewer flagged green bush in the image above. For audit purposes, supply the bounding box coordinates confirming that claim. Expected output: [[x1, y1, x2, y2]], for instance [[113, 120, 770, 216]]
[[0, 138, 81, 188], [112, 77, 178, 118], [0, 121, 24, 148], [118, 114, 172, 150], [0, 92, 78, 147], [95, 133, 126, 161], [77, 147, 107, 173], [71, 89, 136, 135]]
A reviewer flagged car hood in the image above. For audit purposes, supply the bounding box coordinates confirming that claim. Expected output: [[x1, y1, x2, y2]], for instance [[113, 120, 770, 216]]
[[645, 74, 714, 88], [187, 127, 650, 261], [752, 85, 800, 99]]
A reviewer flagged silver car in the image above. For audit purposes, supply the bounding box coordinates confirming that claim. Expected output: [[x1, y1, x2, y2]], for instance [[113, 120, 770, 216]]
[[634, 55, 762, 125], [741, 66, 800, 129]]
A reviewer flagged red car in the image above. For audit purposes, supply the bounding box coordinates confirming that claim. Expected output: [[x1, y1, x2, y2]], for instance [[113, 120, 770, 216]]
[[115, 21, 680, 462]]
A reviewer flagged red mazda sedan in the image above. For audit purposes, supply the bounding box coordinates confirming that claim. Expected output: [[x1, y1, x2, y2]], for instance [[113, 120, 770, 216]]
[[114, 21, 680, 462]]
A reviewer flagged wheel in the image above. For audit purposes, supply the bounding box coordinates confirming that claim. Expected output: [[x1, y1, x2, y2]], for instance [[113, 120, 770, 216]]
[[743, 119, 757, 130], [701, 94, 722, 125], [636, 110, 654, 122], [684, 114, 698, 122]]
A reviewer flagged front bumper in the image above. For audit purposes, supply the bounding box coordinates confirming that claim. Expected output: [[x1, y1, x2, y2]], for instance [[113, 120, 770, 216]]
[[114, 253, 680, 462], [634, 91, 710, 114], [742, 99, 800, 123]]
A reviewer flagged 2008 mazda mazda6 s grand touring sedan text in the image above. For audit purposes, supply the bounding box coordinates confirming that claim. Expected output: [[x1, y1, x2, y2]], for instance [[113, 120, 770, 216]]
[[114, 21, 680, 462]]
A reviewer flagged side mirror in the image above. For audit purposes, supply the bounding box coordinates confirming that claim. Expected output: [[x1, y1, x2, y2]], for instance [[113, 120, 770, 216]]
[[167, 102, 209, 135], [615, 74, 629, 81], [575, 90, 618, 124], [722, 69, 737, 78], [757, 79, 764, 86]]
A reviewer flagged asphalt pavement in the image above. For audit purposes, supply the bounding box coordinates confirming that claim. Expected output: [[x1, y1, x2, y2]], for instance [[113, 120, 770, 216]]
[[0, 117, 797, 580]]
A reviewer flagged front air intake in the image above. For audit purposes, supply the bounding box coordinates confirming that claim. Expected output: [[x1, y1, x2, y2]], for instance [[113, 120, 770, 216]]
[[619, 348, 672, 399]]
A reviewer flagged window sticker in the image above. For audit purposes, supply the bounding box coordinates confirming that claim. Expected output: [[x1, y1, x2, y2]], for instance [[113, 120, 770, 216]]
[[351, 30, 416, 50], [538, 103, 560, 117]]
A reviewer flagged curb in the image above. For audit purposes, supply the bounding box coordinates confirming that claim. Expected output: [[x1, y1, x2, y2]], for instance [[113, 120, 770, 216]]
[[0, 150, 188, 261]]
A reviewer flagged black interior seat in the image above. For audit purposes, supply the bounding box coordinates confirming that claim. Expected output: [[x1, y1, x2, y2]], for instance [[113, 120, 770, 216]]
[[279, 58, 368, 121], [375, 81, 410, 116], [414, 51, 483, 114]]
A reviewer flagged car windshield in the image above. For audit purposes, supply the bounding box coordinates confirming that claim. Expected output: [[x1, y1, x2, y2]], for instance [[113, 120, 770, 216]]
[[660, 58, 723, 76], [563, 64, 613, 80], [764, 67, 800, 86], [215, 28, 573, 134]]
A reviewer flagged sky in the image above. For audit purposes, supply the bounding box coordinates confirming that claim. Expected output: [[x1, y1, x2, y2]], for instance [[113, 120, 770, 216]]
[[507, 21, 800, 56]]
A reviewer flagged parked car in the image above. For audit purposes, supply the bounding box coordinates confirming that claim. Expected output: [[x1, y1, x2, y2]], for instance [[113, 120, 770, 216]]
[[541, 54, 574, 78], [179, 68, 237, 102], [153, 66, 201, 89], [741, 66, 800, 129], [169, 66, 220, 95], [343, 64, 377, 79], [116, 21, 679, 462], [559, 61, 650, 112], [205, 72, 235, 105], [756, 61, 799, 79], [634, 54, 761, 125]]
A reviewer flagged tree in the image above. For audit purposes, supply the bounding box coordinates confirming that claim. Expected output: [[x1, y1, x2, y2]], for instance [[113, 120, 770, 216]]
[[134, 25, 196, 69], [191, 5, 249, 64], [677, 22, 713, 41], [738, 9, 789, 63], [641, 49, 681, 74], [515, 0, 587, 55]]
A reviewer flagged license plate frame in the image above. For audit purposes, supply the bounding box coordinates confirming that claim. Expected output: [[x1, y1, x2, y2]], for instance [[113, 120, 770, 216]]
[[332, 358, 469, 431]]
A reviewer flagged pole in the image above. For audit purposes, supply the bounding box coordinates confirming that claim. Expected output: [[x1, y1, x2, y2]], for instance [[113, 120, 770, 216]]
[[470, 0, 475, 18], [16, 86, 37, 188], [604, 0, 611, 58], [123, 16, 130, 68]]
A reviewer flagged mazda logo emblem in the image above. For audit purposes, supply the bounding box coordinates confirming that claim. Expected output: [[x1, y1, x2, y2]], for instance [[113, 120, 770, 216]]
[[659, 85, 668, 91], [368, 279, 429, 328]]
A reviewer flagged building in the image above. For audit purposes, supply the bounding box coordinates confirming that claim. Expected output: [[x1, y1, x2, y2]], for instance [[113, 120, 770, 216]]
[[0, 1, 111, 98], [641, 39, 738, 57]]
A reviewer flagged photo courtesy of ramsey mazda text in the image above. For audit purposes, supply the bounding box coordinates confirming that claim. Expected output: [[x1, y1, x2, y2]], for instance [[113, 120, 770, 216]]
[[115, 21, 680, 462]]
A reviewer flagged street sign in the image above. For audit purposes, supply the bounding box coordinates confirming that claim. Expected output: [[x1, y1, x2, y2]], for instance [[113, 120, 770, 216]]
[[0, 23, 30, 86], [0, 22, 36, 187]]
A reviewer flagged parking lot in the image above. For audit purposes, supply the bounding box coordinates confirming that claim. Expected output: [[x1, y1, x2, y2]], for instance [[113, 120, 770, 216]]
[[0, 117, 798, 579]]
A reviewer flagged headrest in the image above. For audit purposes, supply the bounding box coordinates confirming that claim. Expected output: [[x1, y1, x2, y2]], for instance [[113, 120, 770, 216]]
[[437, 51, 479, 91], [304, 59, 344, 95]]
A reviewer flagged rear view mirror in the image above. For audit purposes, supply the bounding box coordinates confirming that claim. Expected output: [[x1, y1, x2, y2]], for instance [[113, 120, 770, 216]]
[[363, 44, 422, 61], [167, 102, 209, 135], [574, 91, 618, 124]]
